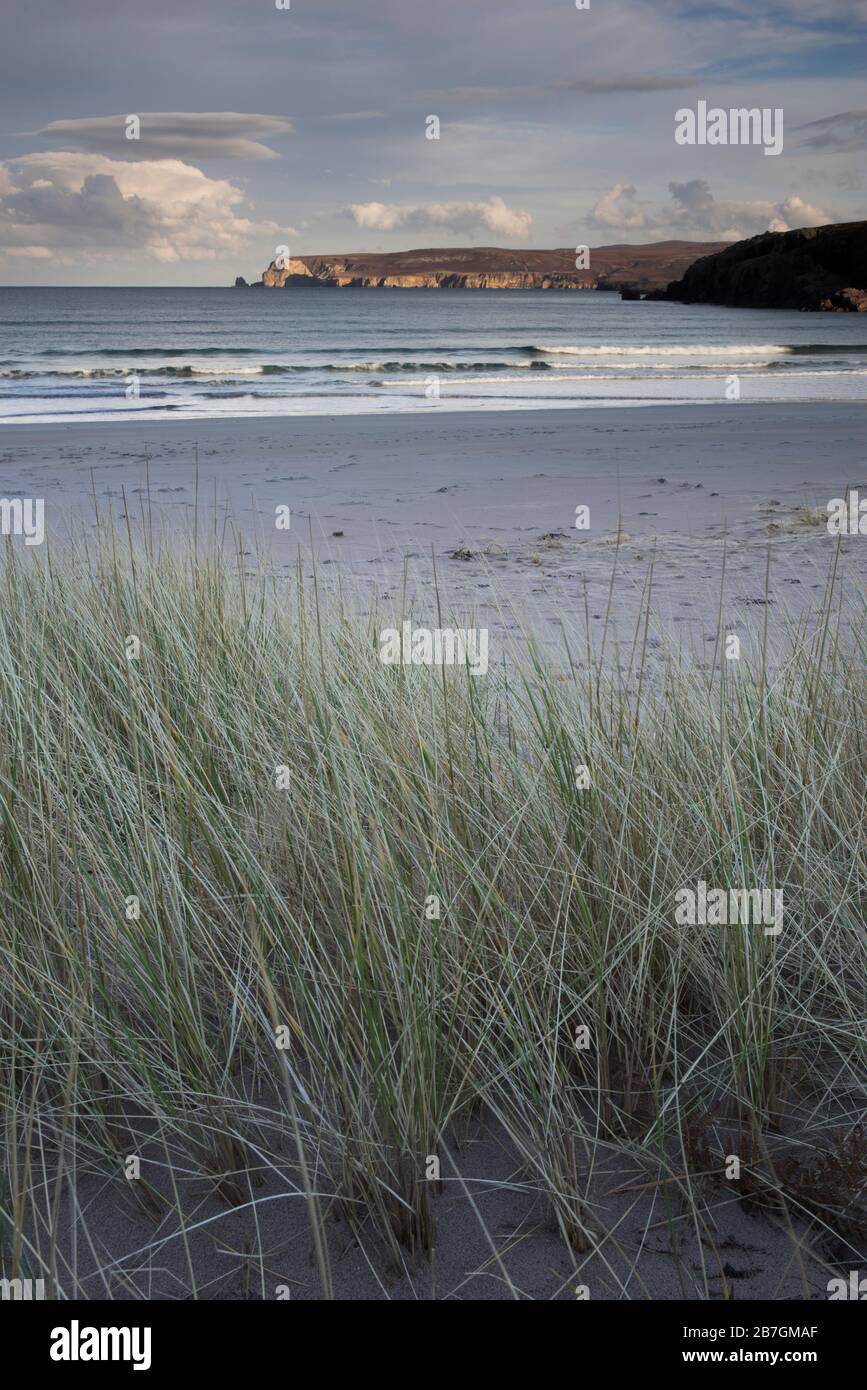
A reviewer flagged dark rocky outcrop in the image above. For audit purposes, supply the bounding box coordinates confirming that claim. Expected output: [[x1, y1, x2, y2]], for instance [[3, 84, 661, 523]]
[[817, 287, 867, 313], [234, 276, 248, 287], [652, 221, 867, 311]]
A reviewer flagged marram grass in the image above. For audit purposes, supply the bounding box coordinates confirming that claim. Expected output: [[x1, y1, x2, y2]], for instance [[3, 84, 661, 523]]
[[0, 525, 864, 1299]]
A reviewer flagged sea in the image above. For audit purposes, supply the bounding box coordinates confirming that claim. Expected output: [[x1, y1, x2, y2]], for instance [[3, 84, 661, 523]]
[[1, 285, 866, 424]]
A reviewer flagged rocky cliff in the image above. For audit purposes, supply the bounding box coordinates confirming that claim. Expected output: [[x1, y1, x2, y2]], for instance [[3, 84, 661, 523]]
[[652, 221, 867, 311], [260, 258, 591, 290], [243, 241, 726, 292]]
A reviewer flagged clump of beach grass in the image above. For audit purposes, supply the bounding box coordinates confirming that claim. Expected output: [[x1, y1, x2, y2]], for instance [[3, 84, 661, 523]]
[[0, 520, 863, 1299]]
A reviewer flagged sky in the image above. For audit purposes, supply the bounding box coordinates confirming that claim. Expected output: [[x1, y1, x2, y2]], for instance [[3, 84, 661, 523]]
[[0, 0, 864, 284]]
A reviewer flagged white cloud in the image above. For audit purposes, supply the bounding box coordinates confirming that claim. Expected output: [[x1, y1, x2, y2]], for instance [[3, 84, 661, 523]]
[[34, 113, 293, 161], [6, 245, 53, 258], [668, 180, 832, 239], [349, 201, 404, 232], [0, 153, 278, 263], [588, 184, 649, 230], [766, 195, 832, 233], [589, 178, 834, 241], [348, 195, 532, 240]]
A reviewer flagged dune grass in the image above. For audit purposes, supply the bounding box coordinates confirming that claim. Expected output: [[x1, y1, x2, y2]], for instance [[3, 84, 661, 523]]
[[0, 519, 864, 1299]]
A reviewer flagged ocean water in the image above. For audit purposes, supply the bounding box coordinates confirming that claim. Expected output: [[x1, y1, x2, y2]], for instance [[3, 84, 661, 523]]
[[1, 285, 866, 424]]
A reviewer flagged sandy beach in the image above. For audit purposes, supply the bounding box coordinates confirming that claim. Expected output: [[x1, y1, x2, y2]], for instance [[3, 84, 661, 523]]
[[4, 400, 865, 652]]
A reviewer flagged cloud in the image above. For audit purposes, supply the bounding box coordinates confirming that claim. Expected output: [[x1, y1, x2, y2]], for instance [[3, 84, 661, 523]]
[[549, 76, 697, 94], [667, 180, 832, 238], [0, 153, 278, 263], [589, 178, 834, 241], [765, 195, 834, 233], [325, 112, 385, 122], [796, 109, 867, 153], [34, 113, 293, 161], [5, 245, 53, 259], [587, 183, 649, 230], [347, 195, 532, 240]]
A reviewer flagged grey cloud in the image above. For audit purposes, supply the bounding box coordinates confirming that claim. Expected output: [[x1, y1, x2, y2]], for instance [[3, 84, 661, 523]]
[[666, 179, 832, 238], [589, 178, 834, 242], [549, 76, 699, 94], [34, 113, 294, 161], [668, 179, 714, 216], [324, 112, 385, 123], [796, 110, 867, 152]]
